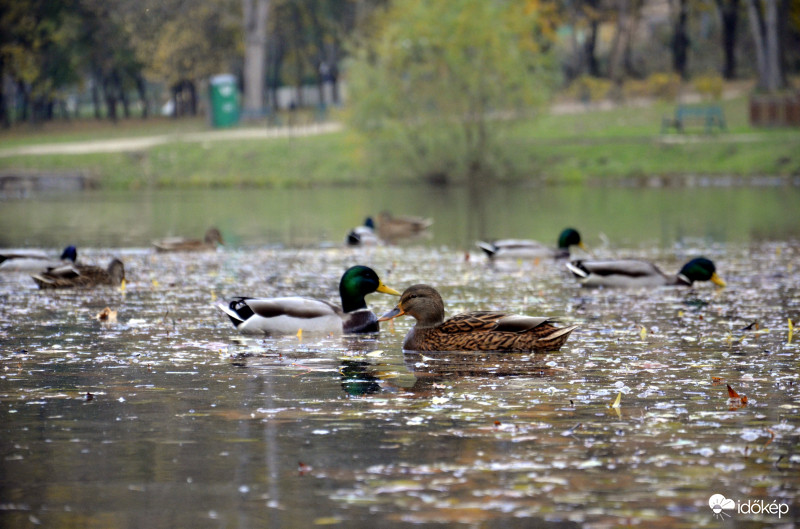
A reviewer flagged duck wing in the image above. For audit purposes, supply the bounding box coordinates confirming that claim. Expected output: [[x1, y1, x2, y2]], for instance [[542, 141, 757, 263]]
[[218, 296, 344, 335], [568, 259, 663, 278], [415, 311, 575, 352]]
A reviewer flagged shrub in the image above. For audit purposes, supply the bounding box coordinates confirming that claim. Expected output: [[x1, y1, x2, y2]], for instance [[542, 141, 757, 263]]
[[692, 74, 724, 100]]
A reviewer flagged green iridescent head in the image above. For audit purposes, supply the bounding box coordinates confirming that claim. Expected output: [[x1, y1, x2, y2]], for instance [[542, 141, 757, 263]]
[[339, 265, 400, 313], [677, 257, 726, 287], [557, 228, 583, 249]]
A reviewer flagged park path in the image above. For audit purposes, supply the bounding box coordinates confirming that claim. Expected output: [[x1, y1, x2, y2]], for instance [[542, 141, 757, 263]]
[[0, 122, 342, 158], [0, 95, 774, 158]]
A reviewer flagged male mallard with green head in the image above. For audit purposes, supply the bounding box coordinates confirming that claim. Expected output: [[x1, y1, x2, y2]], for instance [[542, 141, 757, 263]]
[[477, 227, 586, 260], [379, 284, 577, 352], [218, 265, 400, 335], [566, 257, 726, 288]]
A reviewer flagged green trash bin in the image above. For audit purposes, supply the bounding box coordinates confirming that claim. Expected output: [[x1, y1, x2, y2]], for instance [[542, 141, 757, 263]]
[[208, 74, 239, 128]]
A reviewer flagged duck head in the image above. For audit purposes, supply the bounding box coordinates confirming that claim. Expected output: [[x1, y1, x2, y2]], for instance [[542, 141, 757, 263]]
[[558, 228, 585, 250], [378, 284, 445, 328], [677, 257, 726, 287], [61, 245, 78, 262], [339, 265, 400, 313]]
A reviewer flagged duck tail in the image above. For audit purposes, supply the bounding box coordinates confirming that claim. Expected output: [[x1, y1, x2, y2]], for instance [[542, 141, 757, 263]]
[[476, 241, 496, 258], [565, 261, 588, 278], [31, 274, 52, 289], [216, 299, 250, 328], [541, 324, 579, 350]]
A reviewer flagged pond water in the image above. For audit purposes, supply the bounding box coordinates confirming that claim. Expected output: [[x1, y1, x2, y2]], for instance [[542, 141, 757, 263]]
[[1, 184, 799, 528]]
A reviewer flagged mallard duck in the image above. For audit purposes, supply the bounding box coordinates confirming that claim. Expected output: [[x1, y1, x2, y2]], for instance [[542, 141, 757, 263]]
[[31, 258, 125, 289], [379, 284, 578, 352], [1, 245, 77, 271], [477, 228, 585, 260], [153, 227, 223, 252], [565, 257, 726, 288], [217, 265, 401, 335], [376, 211, 432, 242], [346, 217, 380, 246]]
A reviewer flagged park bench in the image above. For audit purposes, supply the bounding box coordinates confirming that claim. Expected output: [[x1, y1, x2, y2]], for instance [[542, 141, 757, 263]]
[[661, 104, 726, 134]]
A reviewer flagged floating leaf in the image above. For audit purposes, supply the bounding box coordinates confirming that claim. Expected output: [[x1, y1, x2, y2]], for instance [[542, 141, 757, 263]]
[[95, 307, 117, 322], [297, 329, 303, 340], [726, 385, 740, 399], [789, 318, 794, 344], [610, 392, 622, 409]]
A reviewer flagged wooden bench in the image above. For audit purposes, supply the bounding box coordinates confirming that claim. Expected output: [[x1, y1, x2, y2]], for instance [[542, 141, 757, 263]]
[[662, 105, 726, 134]]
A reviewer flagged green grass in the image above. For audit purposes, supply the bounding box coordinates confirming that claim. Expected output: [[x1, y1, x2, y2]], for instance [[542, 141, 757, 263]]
[[1, 97, 799, 189]]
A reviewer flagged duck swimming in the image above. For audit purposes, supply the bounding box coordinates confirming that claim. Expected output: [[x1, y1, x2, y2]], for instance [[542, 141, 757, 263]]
[[379, 284, 577, 352], [566, 257, 726, 288], [217, 265, 400, 335], [153, 227, 223, 252], [1, 245, 77, 271], [31, 258, 125, 289], [477, 228, 585, 260]]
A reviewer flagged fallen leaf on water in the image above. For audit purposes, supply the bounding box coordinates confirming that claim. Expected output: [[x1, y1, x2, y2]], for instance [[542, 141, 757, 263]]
[[764, 429, 775, 447], [639, 325, 647, 340], [297, 328, 303, 340], [95, 307, 117, 322], [727, 384, 748, 408], [711, 376, 724, 386], [788, 318, 794, 344], [610, 392, 622, 409]]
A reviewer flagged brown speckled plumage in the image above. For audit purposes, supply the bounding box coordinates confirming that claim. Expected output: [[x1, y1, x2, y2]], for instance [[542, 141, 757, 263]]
[[153, 227, 223, 252], [379, 284, 577, 352], [32, 259, 125, 289]]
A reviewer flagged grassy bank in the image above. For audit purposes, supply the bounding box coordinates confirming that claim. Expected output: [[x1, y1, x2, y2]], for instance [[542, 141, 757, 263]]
[[1, 97, 799, 189]]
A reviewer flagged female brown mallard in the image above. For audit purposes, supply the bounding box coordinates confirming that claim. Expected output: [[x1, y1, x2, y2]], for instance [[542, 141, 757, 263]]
[[376, 211, 432, 243], [379, 284, 577, 352], [153, 227, 223, 252], [31, 258, 125, 289]]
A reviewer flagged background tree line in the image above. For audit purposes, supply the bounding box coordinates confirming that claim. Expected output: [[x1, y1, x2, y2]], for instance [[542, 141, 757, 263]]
[[0, 0, 797, 128]]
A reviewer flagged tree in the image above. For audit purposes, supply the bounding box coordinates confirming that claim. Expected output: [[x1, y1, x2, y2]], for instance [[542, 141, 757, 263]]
[[346, 0, 557, 184], [671, 0, 691, 79], [146, 0, 241, 117], [714, 0, 741, 79], [746, 0, 787, 92], [242, 0, 270, 119]]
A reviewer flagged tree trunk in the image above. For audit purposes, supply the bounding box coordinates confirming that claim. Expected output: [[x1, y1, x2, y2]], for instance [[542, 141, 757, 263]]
[[747, 0, 787, 91], [242, 0, 270, 119], [136, 75, 148, 118], [715, 0, 740, 79], [0, 58, 9, 128], [583, 0, 601, 77], [671, 0, 690, 79]]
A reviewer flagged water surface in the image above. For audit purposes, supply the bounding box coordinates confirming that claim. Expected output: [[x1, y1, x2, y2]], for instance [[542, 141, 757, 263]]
[[1, 185, 799, 527]]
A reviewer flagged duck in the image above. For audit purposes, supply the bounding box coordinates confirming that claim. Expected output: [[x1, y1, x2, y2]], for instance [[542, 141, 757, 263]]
[[376, 211, 432, 243], [565, 257, 726, 288], [378, 284, 578, 352], [153, 227, 223, 252], [346, 217, 380, 246], [217, 265, 401, 335], [31, 258, 125, 289], [1, 245, 77, 271], [477, 227, 585, 260]]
